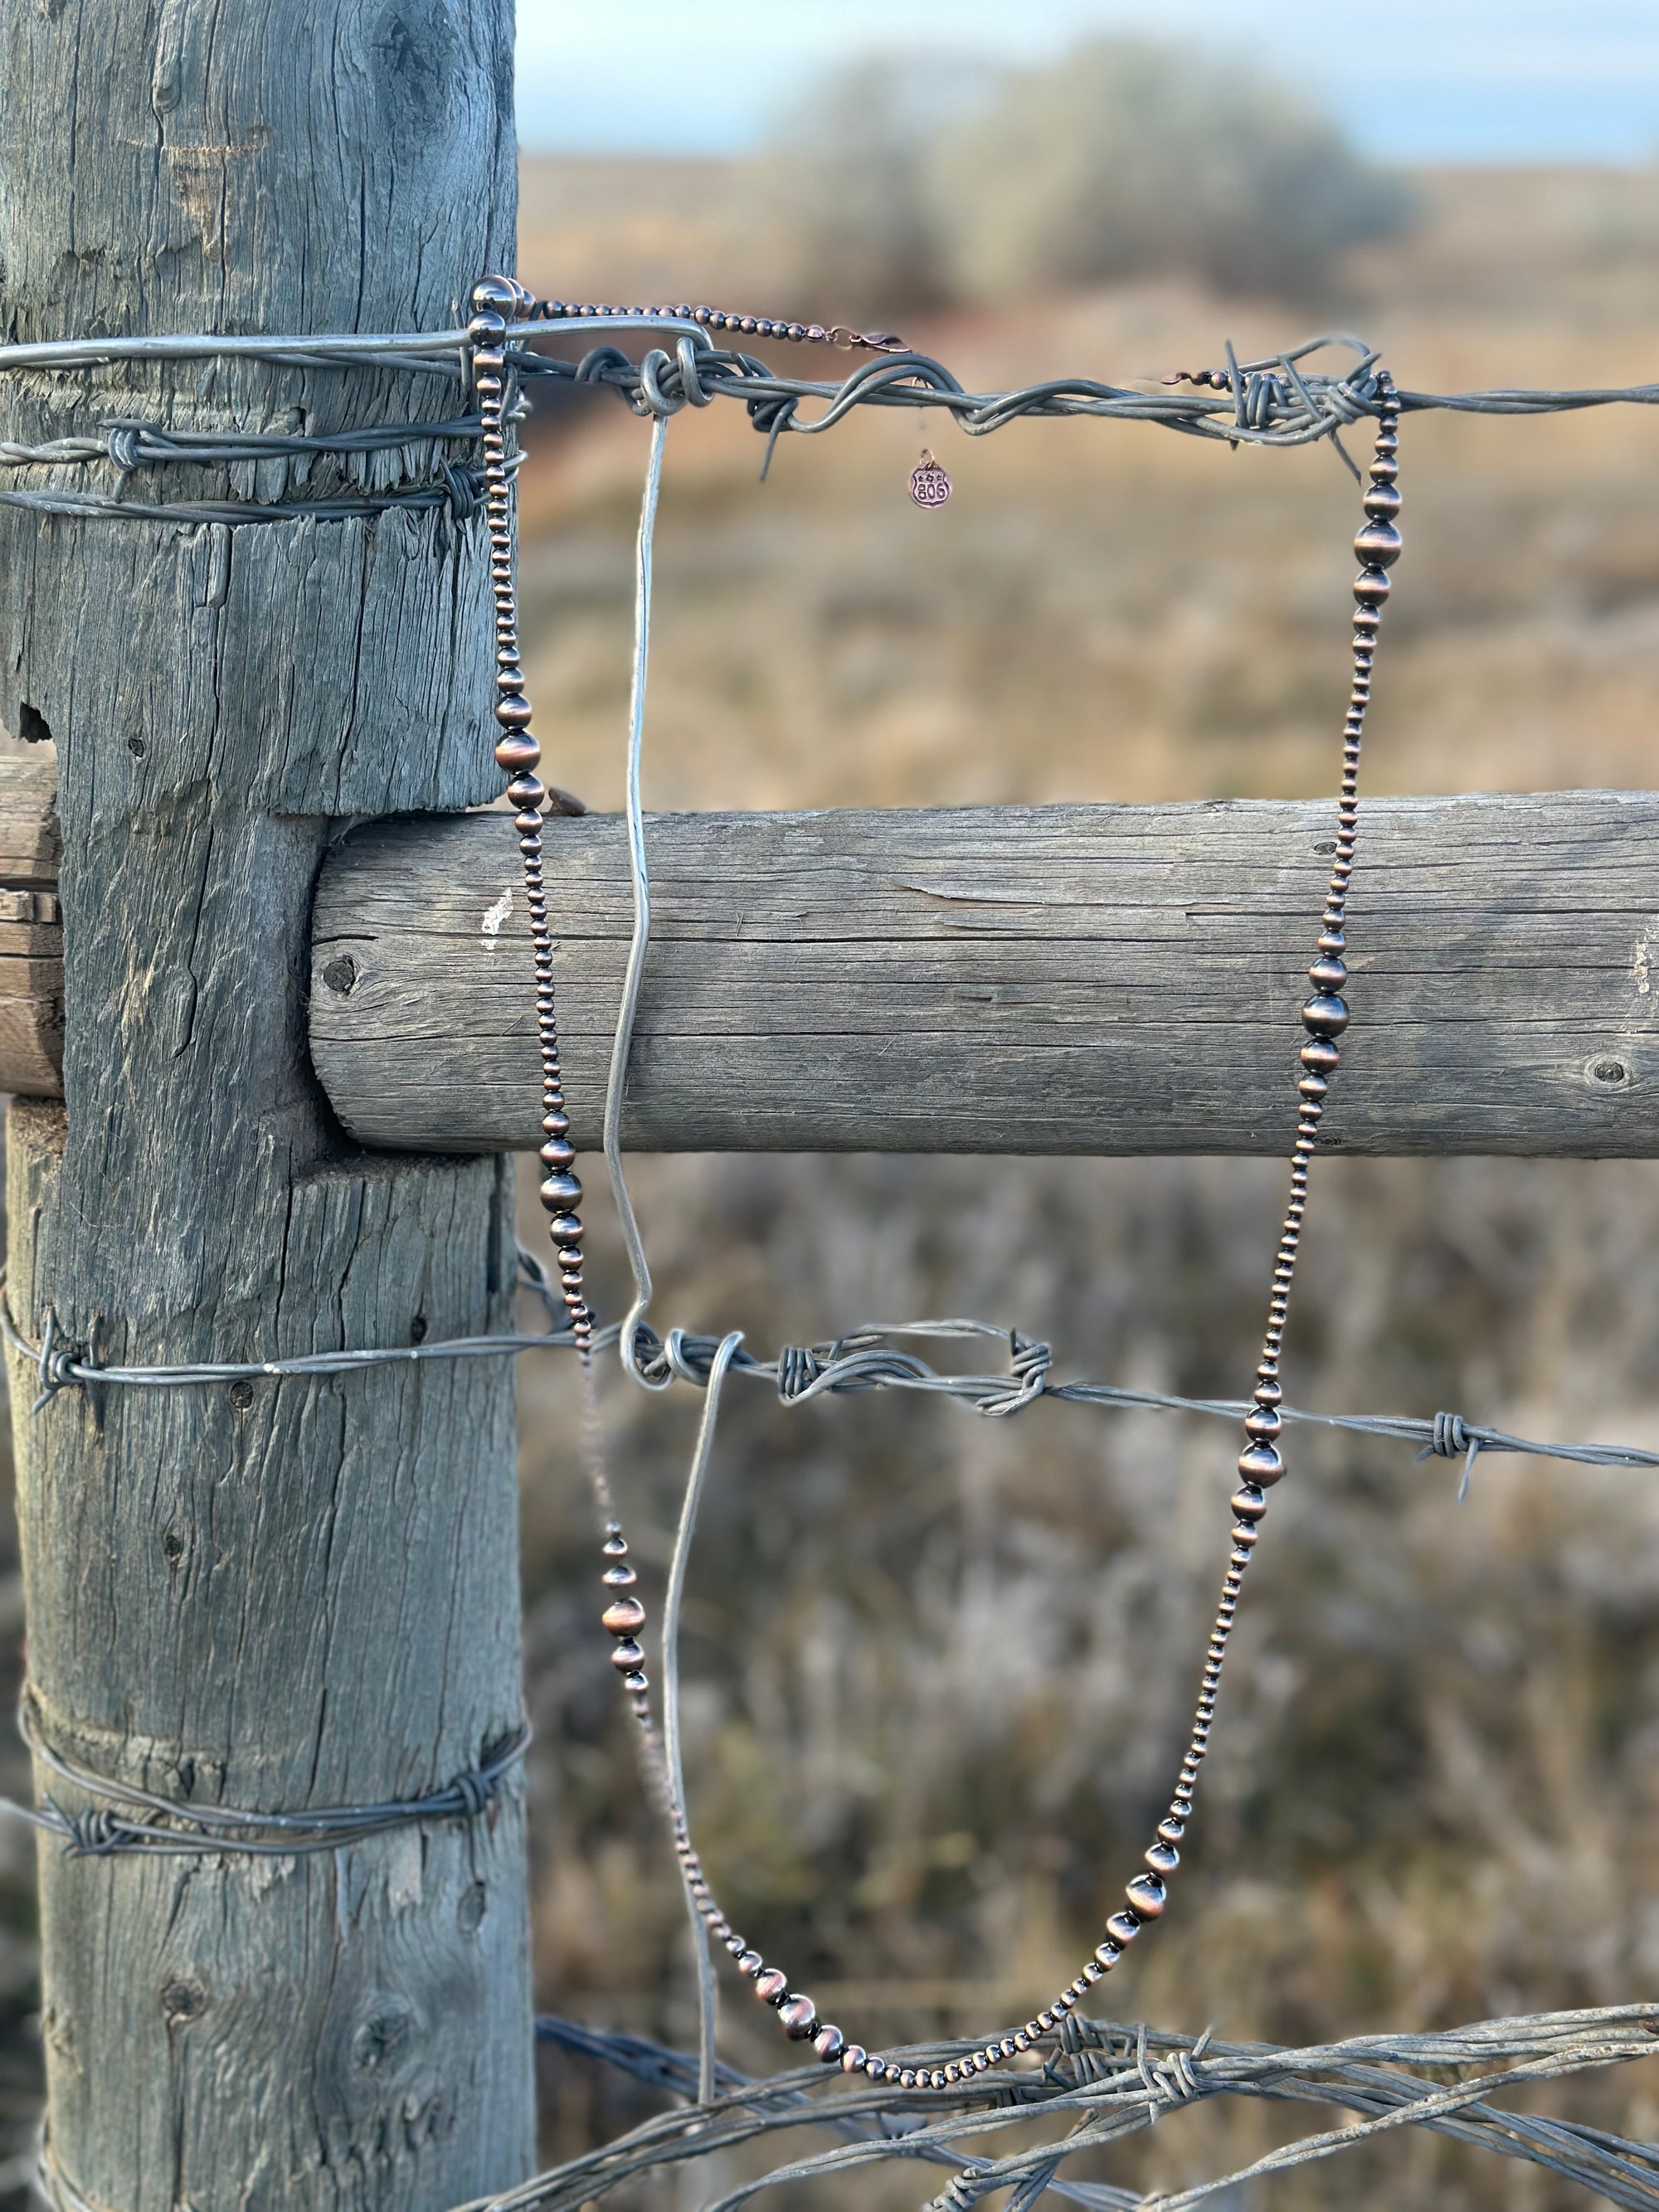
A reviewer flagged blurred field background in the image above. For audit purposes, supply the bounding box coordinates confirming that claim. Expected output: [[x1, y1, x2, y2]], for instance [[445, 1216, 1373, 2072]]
[[0, 35, 1657, 2212], [508, 41, 1659, 2210]]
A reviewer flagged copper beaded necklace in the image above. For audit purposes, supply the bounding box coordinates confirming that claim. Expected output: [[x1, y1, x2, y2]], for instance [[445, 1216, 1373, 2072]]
[[469, 274, 1403, 2090]]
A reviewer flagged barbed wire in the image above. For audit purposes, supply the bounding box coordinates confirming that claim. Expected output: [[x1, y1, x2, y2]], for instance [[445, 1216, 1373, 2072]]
[[4, 1257, 1657, 1490], [0, 1695, 528, 1860], [2, 321, 1659, 523], [489, 2006, 1659, 2212]]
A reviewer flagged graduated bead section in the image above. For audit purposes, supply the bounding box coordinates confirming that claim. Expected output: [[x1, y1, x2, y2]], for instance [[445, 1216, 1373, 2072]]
[[470, 276, 592, 1350]]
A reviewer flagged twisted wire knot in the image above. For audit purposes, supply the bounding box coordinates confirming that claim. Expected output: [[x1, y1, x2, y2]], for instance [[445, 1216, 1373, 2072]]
[[59, 1804, 124, 1858], [774, 1344, 825, 1403], [104, 423, 144, 483], [451, 1767, 488, 1819], [980, 1331, 1051, 1417], [31, 1310, 85, 1414], [924, 2174, 992, 2212], [1429, 1410, 1472, 1457]]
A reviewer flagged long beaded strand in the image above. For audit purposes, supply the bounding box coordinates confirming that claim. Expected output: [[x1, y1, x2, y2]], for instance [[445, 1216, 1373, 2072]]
[[469, 274, 1401, 2088]]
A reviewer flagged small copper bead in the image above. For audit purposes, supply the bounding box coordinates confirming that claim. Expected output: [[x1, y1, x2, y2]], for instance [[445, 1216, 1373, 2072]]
[[541, 1139, 577, 1171], [755, 1969, 789, 2005], [540, 1171, 582, 1210], [601, 1595, 646, 1636], [780, 1995, 817, 2037], [840, 2043, 867, 2073], [602, 1531, 627, 1554], [506, 774, 545, 809], [1013, 2032, 1030, 2053], [1300, 1035, 1340, 1074], [864, 2056, 886, 2079], [1301, 992, 1349, 1036], [1306, 954, 1347, 993], [815, 2024, 844, 2062], [1157, 1816, 1185, 1845], [737, 1950, 763, 1976], [1230, 1482, 1268, 1522], [602, 1564, 636, 1590], [944, 2063, 961, 2083], [494, 695, 534, 731], [608, 1639, 645, 1671], [1105, 1911, 1141, 1945], [1146, 1840, 1180, 1874], [546, 1212, 584, 1242], [898, 2069, 917, 2088], [1094, 1940, 1122, 1971]]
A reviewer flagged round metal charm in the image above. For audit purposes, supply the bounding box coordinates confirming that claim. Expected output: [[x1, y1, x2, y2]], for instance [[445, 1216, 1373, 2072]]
[[909, 449, 952, 508]]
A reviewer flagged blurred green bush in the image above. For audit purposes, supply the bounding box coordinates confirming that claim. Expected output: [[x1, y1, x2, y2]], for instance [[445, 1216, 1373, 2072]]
[[757, 40, 1415, 318]]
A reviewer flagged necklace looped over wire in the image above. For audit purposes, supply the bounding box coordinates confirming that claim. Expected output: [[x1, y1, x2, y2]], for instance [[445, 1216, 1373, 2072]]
[[469, 273, 1402, 2089]]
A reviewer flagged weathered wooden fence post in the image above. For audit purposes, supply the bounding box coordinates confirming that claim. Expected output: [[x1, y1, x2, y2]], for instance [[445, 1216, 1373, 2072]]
[[0, 5, 533, 2206]]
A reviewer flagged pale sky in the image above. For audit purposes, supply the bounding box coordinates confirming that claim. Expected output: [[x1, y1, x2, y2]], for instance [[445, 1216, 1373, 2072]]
[[516, 0, 1659, 163]]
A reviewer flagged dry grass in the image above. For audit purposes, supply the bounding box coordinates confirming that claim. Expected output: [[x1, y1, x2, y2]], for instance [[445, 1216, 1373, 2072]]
[[512, 163, 1659, 2204]]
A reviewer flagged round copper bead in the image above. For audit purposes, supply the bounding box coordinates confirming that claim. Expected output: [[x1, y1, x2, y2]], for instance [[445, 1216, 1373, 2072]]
[[1231, 1481, 1268, 1522], [839, 2043, 867, 2073], [609, 1639, 645, 1671], [468, 311, 507, 344], [815, 2025, 844, 2063], [1300, 1036, 1340, 1074], [601, 1595, 646, 1636], [1243, 1406, 1282, 1441], [780, 1995, 818, 2038], [540, 1171, 581, 1209], [1093, 1939, 1121, 1971], [494, 734, 540, 773], [506, 775, 545, 809], [1125, 1872, 1166, 1918], [1104, 1910, 1141, 1945], [1301, 993, 1349, 1036], [540, 1138, 577, 1170], [1306, 954, 1347, 993], [545, 1211, 584, 1242], [601, 1563, 635, 1587], [495, 695, 533, 729], [1353, 566, 1391, 608], [1238, 1441, 1284, 1485], [754, 1969, 789, 2005]]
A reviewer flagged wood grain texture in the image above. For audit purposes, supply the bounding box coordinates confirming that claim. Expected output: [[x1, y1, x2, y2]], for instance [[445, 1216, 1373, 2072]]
[[0, 7, 532, 2210], [313, 794, 1659, 1157], [0, 756, 63, 1091]]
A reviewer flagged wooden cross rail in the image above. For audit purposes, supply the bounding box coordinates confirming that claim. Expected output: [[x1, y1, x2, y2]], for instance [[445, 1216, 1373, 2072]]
[[5, 763, 1655, 1158]]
